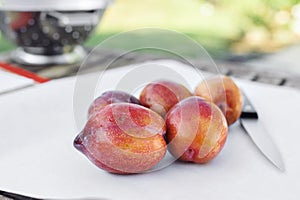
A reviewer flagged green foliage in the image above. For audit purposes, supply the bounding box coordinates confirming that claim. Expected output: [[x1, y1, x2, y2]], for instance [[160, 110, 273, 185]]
[[1, 0, 300, 56]]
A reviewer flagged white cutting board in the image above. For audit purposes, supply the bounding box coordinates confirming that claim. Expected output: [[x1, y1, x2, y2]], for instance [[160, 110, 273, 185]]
[[0, 70, 34, 94], [0, 60, 299, 200]]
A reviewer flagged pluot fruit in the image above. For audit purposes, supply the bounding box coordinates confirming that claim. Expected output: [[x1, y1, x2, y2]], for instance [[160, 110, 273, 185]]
[[195, 75, 243, 125], [74, 103, 167, 174], [140, 80, 192, 117], [166, 96, 228, 163], [88, 90, 141, 118]]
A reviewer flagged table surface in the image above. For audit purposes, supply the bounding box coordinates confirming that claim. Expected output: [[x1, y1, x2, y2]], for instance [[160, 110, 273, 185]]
[[0, 48, 299, 93]]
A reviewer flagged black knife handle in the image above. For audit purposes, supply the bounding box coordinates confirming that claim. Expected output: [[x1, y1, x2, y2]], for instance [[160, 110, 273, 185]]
[[0, 190, 42, 200], [241, 91, 259, 119]]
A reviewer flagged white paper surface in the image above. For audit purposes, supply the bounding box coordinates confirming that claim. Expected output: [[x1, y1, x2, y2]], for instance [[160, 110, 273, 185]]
[[0, 70, 34, 94], [0, 60, 299, 200]]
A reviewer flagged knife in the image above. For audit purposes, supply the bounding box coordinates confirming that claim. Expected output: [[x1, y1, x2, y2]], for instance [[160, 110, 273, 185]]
[[240, 92, 285, 171]]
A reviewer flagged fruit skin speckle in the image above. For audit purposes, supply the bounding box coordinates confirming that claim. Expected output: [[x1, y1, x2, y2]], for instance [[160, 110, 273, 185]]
[[166, 96, 228, 164], [88, 90, 141, 118], [74, 103, 167, 174], [195, 75, 243, 125], [140, 80, 192, 117]]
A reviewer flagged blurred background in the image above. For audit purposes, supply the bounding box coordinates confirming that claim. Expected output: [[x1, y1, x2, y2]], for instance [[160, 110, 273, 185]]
[[2, 0, 300, 59]]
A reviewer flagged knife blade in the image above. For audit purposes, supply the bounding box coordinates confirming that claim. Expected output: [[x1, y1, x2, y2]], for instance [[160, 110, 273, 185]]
[[240, 92, 285, 171]]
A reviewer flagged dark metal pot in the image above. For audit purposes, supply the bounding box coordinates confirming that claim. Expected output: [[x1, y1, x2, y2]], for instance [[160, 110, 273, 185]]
[[0, 0, 111, 65]]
